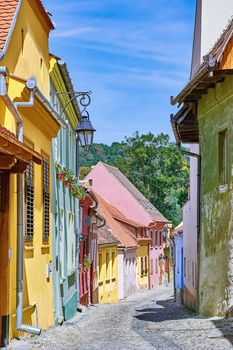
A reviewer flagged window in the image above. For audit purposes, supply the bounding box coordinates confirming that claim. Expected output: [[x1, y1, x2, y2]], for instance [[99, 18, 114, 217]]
[[99, 254, 103, 280], [177, 251, 180, 274], [155, 258, 158, 274], [155, 231, 158, 246], [145, 256, 148, 275], [67, 212, 75, 273], [140, 257, 144, 277], [195, 262, 198, 289], [219, 130, 227, 185], [184, 257, 186, 277], [150, 259, 153, 275], [42, 157, 50, 242], [192, 261, 195, 287], [106, 252, 110, 280], [112, 252, 116, 278], [25, 161, 34, 241], [21, 29, 24, 56], [151, 230, 154, 246]]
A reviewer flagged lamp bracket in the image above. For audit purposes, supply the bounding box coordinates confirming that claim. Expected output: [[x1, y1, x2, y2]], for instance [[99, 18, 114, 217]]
[[50, 91, 92, 119]]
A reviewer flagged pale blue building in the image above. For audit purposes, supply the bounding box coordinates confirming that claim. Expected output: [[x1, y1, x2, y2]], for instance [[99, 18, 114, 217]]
[[50, 57, 81, 324], [174, 223, 184, 304]]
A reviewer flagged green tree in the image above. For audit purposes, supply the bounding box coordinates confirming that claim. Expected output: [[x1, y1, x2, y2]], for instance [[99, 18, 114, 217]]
[[117, 132, 189, 226]]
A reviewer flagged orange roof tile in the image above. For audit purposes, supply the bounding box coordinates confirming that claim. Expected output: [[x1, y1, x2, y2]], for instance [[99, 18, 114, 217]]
[[94, 191, 138, 249], [0, 0, 19, 52], [0, 0, 54, 55]]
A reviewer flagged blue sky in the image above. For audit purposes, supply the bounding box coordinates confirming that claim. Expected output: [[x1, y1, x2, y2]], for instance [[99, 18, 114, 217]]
[[44, 0, 196, 144]]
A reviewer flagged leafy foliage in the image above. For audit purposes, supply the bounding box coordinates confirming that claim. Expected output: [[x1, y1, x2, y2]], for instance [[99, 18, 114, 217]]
[[80, 132, 189, 226]]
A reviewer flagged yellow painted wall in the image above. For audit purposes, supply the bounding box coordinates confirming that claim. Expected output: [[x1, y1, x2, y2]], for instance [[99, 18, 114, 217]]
[[136, 244, 149, 290], [0, 0, 60, 339], [98, 245, 118, 304]]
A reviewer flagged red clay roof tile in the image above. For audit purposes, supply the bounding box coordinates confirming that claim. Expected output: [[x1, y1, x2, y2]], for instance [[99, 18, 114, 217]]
[[0, 0, 19, 51], [94, 191, 138, 249], [0, 0, 54, 54]]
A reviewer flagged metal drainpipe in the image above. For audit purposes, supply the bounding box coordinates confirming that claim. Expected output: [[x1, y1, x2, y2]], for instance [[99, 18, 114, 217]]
[[0, 68, 41, 335], [177, 143, 201, 310]]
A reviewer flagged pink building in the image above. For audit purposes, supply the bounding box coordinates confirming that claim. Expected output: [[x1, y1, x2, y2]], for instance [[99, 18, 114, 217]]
[[95, 192, 138, 299], [87, 162, 170, 289]]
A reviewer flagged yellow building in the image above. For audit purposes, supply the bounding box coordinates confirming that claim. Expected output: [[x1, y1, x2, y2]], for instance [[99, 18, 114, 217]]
[[98, 226, 119, 304], [0, 0, 65, 346], [136, 242, 150, 291]]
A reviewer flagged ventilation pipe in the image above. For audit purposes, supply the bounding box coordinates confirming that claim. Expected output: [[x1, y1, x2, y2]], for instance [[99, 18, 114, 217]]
[[0, 67, 41, 336]]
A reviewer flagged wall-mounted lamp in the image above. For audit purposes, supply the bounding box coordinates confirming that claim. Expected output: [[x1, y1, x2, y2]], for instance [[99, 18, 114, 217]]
[[51, 90, 96, 151]]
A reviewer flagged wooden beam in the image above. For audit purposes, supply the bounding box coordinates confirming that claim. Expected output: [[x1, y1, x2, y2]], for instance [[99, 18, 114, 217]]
[[10, 162, 28, 173], [0, 155, 17, 170]]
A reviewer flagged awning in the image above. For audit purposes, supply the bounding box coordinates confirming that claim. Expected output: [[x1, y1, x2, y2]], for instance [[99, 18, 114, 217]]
[[0, 126, 42, 173], [170, 105, 199, 144]]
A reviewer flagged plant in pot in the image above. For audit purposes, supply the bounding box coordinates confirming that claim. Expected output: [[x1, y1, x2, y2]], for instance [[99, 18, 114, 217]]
[[71, 184, 86, 200], [64, 168, 74, 187], [55, 162, 65, 180], [83, 255, 92, 271]]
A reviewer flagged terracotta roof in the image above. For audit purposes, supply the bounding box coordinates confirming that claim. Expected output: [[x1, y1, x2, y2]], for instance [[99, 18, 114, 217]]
[[36, 0, 54, 30], [0, 124, 16, 139], [94, 191, 138, 249], [100, 162, 168, 223], [0, 0, 54, 56], [97, 226, 120, 246], [0, 0, 19, 52], [0, 125, 42, 170]]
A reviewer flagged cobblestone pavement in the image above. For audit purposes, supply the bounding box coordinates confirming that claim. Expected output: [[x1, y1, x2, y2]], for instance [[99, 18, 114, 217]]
[[8, 285, 233, 350]]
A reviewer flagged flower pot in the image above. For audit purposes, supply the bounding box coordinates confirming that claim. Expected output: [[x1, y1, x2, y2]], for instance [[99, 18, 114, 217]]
[[57, 173, 65, 180], [64, 180, 70, 187]]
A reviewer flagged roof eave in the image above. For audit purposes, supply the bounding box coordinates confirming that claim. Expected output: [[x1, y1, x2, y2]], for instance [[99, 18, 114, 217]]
[[57, 60, 81, 123], [171, 63, 209, 106]]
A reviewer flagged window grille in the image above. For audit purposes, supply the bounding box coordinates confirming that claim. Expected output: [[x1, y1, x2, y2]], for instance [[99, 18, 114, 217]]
[[43, 157, 50, 242], [25, 161, 34, 241]]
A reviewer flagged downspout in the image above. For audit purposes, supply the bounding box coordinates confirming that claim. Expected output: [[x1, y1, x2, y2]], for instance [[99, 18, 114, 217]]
[[0, 68, 41, 335], [177, 143, 201, 310]]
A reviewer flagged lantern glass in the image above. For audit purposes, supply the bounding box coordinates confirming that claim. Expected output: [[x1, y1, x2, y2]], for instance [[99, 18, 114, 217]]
[[75, 112, 95, 151], [79, 130, 94, 151]]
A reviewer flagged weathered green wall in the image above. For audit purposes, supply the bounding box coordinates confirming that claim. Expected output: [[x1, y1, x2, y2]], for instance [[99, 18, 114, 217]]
[[198, 75, 233, 316]]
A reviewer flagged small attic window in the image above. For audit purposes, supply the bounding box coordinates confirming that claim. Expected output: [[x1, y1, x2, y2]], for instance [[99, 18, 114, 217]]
[[40, 58, 44, 80], [21, 29, 24, 55]]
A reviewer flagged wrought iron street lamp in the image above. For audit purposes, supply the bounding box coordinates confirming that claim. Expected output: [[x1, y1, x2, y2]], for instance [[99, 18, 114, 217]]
[[74, 91, 96, 151], [51, 90, 96, 150]]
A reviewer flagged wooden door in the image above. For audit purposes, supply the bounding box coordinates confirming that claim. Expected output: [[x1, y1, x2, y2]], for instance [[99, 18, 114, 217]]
[[0, 173, 10, 347]]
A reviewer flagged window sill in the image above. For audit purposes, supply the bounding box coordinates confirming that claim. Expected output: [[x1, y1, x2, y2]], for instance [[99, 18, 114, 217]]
[[41, 244, 50, 248], [24, 245, 34, 251]]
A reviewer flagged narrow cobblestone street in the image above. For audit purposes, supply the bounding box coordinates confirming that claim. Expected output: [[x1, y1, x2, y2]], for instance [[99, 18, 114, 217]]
[[7, 285, 233, 350]]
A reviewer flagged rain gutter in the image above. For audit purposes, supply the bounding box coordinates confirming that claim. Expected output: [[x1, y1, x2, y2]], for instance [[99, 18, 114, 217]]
[[0, 67, 41, 337], [34, 86, 67, 128], [57, 60, 81, 122]]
